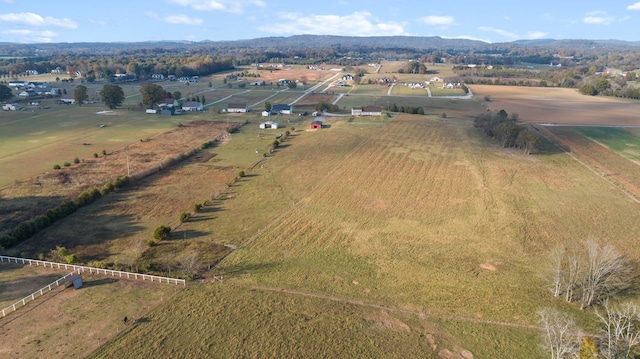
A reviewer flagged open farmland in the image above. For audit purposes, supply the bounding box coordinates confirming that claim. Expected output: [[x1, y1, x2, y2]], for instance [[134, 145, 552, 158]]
[[4, 62, 640, 358], [73, 109, 640, 357], [470, 85, 640, 126]]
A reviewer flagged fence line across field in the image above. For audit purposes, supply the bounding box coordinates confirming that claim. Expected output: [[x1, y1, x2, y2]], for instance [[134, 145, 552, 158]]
[[1, 271, 76, 318], [0, 255, 186, 285], [0, 255, 186, 318]]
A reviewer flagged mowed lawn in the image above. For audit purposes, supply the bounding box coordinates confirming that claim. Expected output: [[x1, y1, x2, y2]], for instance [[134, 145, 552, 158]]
[[87, 109, 640, 357], [0, 103, 193, 189]]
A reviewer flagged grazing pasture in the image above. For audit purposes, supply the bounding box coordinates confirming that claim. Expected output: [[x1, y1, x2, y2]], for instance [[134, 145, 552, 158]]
[[0, 269, 181, 359], [0, 263, 70, 309]]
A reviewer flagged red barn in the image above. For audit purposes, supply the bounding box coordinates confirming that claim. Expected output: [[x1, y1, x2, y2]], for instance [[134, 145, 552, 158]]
[[310, 120, 322, 129]]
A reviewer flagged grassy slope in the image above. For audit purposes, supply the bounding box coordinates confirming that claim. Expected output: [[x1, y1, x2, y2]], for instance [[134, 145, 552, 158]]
[[87, 110, 640, 358], [89, 285, 441, 359]]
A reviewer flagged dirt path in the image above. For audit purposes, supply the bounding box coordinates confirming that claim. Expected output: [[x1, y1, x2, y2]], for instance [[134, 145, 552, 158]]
[[230, 283, 540, 330]]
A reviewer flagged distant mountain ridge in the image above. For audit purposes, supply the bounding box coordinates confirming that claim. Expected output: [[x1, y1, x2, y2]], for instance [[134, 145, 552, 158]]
[[1, 35, 640, 55]]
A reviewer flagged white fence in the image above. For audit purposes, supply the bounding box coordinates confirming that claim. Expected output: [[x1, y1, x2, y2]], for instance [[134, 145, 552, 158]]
[[0, 255, 186, 319], [1, 271, 76, 318], [0, 255, 186, 285]]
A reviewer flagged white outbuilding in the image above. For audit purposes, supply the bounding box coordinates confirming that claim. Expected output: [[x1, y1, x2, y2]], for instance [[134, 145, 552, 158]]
[[259, 120, 279, 129]]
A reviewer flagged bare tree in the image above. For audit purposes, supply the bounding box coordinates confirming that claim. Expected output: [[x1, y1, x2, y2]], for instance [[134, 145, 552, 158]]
[[547, 243, 565, 297], [564, 246, 581, 304], [596, 301, 640, 359], [120, 239, 146, 272], [538, 308, 582, 359], [545, 238, 630, 309], [580, 238, 629, 310], [179, 250, 201, 279]]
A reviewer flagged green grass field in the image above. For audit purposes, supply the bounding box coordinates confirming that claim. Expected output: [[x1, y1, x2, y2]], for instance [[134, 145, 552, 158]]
[[575, 126, 640, 161]]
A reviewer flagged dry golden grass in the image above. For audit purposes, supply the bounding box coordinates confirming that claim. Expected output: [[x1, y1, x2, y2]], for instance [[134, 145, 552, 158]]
[[0, 121, 231, 236]]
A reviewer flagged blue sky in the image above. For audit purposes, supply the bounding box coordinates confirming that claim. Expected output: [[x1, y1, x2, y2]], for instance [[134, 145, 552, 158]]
[[1, 0, 640, 44]]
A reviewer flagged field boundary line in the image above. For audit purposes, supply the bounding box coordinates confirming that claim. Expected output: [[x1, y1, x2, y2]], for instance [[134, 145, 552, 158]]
[[537, 126, 640, 204], [1, 271, 75, 318], [0, 255, 186, 286], [230, 283, 541, 330]]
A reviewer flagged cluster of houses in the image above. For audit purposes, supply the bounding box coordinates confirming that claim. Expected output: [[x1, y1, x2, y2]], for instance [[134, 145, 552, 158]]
[[150, 74, 198, 83], [146, 96, 204, 115]]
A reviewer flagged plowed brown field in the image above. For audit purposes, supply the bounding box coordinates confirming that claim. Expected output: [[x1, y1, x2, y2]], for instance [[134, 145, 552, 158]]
[[470, 85, 640, 126]]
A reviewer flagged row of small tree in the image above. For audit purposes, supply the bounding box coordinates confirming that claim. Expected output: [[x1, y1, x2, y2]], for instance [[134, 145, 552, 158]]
[[0, 176, 130, 250], [386, 103, 425, 115]]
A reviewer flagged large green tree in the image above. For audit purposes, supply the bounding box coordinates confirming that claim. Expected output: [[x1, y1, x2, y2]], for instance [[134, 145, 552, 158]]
[[0, 84, 13, 102], [100, 84, 125, 109], [73, 85, 88, 105], [140, 83, 165, 109]]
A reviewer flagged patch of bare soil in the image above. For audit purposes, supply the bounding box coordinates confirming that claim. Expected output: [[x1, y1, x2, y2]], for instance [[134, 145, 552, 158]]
[[365, 310, 411, 332], [0, 120, 234, 236], [256, 67, 336, 84], [438, 348, 474, 359], [479, 263, 496, 271]]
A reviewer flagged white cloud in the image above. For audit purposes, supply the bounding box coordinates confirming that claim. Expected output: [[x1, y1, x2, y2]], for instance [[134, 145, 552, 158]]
[[1, 29, 58, 42], [478, 26, 518, 39], [526, 31, 548, 39], [0, 12, 77, 29], [583, 11, 614, 25], [164, 14, 203, 25], [260, 12, 406, 37], [167, 0, 265, 14], [627, 2, 640, 10], [89, 19, 106, 26], [442, 35, 491, 43], [420, 15, 454, 27]]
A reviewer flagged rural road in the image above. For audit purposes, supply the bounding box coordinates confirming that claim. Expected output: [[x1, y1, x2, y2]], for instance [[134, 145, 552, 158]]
[[289, 72, 341, 106]]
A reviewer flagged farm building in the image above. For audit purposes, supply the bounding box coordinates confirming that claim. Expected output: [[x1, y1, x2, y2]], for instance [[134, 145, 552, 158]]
[[18, 90, 38, 99], [2, 103, 23, 111], [158, 98, 179, 108], [59, 95, 75, 104], [261, 110, 271, 117], [65, 275, 83, 289], [351, 106, 382, 116], [250, 80, 265, 86], [260, 121, 279, 129], [272, 104, 292, 115], [160, 108, 174, 116], [310, 120, 322, 129], [182, 101, 204, 111], [227, 103, 248, 113]]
